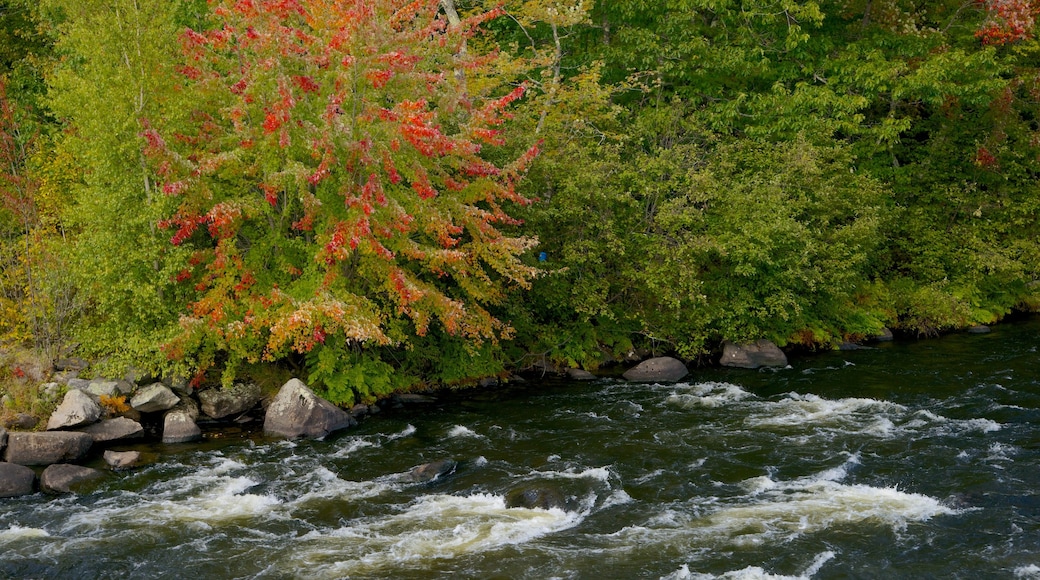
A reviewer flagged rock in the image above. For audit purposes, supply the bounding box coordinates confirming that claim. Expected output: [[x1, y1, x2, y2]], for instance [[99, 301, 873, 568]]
[[3, 431, 93, 465], [478, 376, 500, 388], [872, 328, 894, 342], [162, 410, 202, 444], [3, 413, 37, 430], [198, 382, 262, 419], [968, 325, 992, 334], [720, 340, 788, 369], [622, 357, 689, 382], [103, 450, 141, 470], [54, 358, 89, 372], [40, 464, 103, 494], [506, 486, 567, 510], [0, 426, 6, 453], [77, 417, 144, 443], [47, 389, 102, 430], [395, 393, 436, 404], [40, 382, 63, 401], [65, 378, 91, 391], [403, 459, 457, 483], [565, 368, 596, 381], [85, 380, 133, 398], [175, 397, 200, 422], [163, 374, 192, 396], [131, 383, 180, 413], [0, 462, 35, 497], [839, 342, 870, 351], [264, 378, 355, 439], [350, 404, 369, 418]]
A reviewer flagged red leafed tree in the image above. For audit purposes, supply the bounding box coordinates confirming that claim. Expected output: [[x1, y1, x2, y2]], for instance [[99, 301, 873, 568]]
[[976, 0, 1040, 44], [146, 0, 539, 381]]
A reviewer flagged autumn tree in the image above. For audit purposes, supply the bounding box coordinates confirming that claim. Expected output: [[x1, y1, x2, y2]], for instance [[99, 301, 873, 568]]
[[146, 0, 539, 399]]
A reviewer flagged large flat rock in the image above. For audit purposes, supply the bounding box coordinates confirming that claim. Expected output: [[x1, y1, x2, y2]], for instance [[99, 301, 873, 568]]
[[3, 431, 93, 465], [78, 417, 144, 443]]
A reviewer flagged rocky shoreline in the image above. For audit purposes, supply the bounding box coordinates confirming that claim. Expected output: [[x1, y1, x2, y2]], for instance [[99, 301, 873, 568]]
[[0, 331, 922, 499]]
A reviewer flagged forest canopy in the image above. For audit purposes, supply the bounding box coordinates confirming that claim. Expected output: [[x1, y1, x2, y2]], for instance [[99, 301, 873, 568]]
[[2, 0, 1040, 403]]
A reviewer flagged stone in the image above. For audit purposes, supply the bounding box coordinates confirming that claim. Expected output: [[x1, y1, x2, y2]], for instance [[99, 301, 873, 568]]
[[0, 462, 35, 497], [872, 328, 894, 342], [162, 410, 202, 444], [720, 340, 788, 369], [54, 358, 89, 372], [0, 426, 6, 452], [47, 389, 102, 430], [968, 325, 992, 334], [403, 459, 457, 483], [3, 413, 37, 430], [64, 378, 91, 391], [163, 374, 192, 396], [622, 356, 689, 382], [264, 378, 355, 439], [40, 382, 63, 401], [198, 382, 262, 419], [41, 464, 103, 494], [131, 383, 180, 413], [566, 368, 596, 381], [4, 431, 93, 465], [77, 417, 144, 443], [395, 393, 437, 404], [85, 380, 133, 398], [506, 486, 567, 510], [103, 450, 141, 470], [839, 342, 869, 351]]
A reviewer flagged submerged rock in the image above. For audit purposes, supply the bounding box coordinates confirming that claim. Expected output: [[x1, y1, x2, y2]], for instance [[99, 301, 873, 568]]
[[402, 459, 457, 483], [131, 383, 180, 413], [968, 325, 992, 334], [199, 382, 262, 419], [47, 389, 102, 430], [3, 431, 93, 465], [622, 357, 688, 382], [162, 409, 202, 444], [78, 417, 144, 443], [41, 464, 103, 494], [0, 462, 35, 497], [565, 368, 596, 381], [264, 379, 355, 439], [506, 486, 567, 510], [720, 340, 788, 369]]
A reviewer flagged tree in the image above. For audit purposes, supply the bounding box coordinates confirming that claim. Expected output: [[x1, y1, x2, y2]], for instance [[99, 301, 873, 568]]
[[146, 0, 539, 396]]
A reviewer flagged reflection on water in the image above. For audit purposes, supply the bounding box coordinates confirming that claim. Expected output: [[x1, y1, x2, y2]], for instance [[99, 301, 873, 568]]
[[3, 318, 1040, 578]]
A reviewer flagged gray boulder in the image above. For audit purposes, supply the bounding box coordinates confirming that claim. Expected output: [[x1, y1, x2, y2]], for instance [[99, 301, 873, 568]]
[[54, 358, 89, 372], [40, 464, 103, 494], [566, 368, 596, 381], [3, 413, 37, 430], [622, 357, 689, 382], [198, 382, 261, 419], [131, 383, 180, 413], [0, 462, 35, 497], [720, 340, 788, 369], [506, 486, 567, 510], [872, 328, 894, 342], [402, 459, 457, 483], [162, 410, 202, 444], [78, 417, 144, 443], [47, 389, 102, 430], [85, 380, 133, 398], [4, 431, 93, 465], [103, 450, 142, 470], [264, 378, 355, 439]]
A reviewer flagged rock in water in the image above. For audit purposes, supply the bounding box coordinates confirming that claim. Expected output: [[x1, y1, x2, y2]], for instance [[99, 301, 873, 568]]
[[103, 450, 141, 470], [47, 389, 102, 430], [41, 464, 103, 494], [720, 340, 788, 369], [264, 379, 355, 439], [0, 462, 35, 497], [403, 459, 457, 483], [130, 383, 180, 413], [3, 432, 93, 465], [506, 486, 567, 510], [622, 357, 689, 382], [198, 382, 262, 419], [162, 410, 202, 444]]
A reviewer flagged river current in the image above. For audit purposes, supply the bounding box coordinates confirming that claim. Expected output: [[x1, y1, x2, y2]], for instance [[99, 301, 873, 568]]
[[3, 318, 1040, 578]]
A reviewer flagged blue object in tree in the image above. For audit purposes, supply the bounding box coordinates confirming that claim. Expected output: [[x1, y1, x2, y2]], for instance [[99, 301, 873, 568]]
[[538, 252, 547, 262]]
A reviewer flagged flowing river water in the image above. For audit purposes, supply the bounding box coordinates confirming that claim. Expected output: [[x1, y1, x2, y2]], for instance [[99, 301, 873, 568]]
[[3, 318, 1040, 578]]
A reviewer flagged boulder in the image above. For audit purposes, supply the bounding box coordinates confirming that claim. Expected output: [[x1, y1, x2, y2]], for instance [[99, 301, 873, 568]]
[[622, 357, 689, 382], [103, 450, 141, 470], [77, 417, 144, 443], [0, 462, 35, 497], [395, 393, 436, 404], [720, 340, 788, 369], [402, 459, 457, 483], [54, 358, 89, 372], [47, 389, 102, 430], [4, 431, 93, 465], [198, 382, 262, 419], [968, 325, 992, 334], [131, 383, 180, 413], [40, 464, 103, 494], [85, 380, 133, 398], [162, 409, 201, 444], [506, 486, 567, 510], [3, 413, 37, 430], [264, 378, 355, 439], [872, 328, 894, 342], [565, 368, 596, 381]]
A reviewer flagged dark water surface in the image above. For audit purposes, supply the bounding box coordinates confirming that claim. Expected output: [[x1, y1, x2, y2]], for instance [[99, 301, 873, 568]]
[[3, 319, 1040, 579]]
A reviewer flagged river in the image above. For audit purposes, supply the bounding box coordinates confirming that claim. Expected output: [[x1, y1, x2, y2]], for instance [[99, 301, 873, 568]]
[[2, 318, 1040, 578]]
